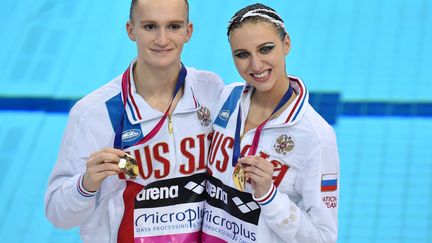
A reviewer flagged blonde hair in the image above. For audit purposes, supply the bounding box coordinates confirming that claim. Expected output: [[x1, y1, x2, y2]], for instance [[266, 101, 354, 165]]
[[129, 0, 190, 23]]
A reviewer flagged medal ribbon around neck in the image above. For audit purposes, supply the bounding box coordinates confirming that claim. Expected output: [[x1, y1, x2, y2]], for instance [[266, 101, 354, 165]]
[[232, 85, 293, 167], [114, 63, 187, 149]]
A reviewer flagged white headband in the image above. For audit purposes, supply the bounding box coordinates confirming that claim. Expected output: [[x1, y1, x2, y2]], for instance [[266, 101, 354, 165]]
[[229, 8, 285, 29]]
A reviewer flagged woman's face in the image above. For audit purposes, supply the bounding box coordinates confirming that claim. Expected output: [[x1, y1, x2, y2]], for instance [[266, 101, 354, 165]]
[[229, 21, 290, 93]]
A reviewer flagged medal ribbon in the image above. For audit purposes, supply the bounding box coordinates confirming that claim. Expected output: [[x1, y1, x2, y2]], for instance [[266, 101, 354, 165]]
[[116, 63, 186, 243], [114, 63, 187, 149], [232, 85, 293, 166]]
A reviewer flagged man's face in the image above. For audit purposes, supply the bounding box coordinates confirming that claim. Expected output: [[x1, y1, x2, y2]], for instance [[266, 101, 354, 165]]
[[127, 0, 192, 70]]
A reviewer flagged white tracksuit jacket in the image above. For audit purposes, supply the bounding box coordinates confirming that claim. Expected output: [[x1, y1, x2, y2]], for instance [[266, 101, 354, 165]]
[[203, 76, 339, 243], [45, 60, 224, 243]]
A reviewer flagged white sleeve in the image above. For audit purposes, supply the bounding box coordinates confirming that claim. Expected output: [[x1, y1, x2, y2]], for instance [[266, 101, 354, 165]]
[[208, 73, 225, 116], [44, 106, 101, 229], [254, 129, 339, 243]]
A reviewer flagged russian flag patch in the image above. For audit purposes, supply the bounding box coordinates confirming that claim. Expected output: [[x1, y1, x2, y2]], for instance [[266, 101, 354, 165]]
[[321, 173, 338, 192]]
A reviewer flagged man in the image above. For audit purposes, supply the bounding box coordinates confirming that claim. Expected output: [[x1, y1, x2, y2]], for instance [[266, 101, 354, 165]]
[[45, 0, 224, 242]]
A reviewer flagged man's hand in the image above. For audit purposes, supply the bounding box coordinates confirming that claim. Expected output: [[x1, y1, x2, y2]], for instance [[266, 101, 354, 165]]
[[82, 148, 125, 192]]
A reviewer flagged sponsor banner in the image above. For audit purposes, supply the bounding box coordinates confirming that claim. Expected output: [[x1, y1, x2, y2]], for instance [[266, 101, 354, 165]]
[[134, 203, 203, 238], [133, 173, 206, 241], [202, 232, 228, 243], [203, 176, 260, 243], [135, 232, 201, 243], [205, 175, 260, 224], [135, 173, 206, 208], [202, 202, 257, 243]]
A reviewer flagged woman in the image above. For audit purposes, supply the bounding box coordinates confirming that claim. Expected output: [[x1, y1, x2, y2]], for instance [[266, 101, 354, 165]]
[[202, 3, 339, 243]]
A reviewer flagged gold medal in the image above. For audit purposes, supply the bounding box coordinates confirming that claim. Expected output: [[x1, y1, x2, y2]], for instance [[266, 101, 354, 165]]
[[232, 163, 245, 192], [118, 153, 139, 178]]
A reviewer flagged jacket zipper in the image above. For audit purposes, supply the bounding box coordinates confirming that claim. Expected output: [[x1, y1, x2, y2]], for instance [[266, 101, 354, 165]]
[[168, 114, 174, 134]]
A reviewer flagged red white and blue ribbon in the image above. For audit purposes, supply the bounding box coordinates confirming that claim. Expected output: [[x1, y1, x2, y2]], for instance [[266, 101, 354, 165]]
[[232, 85, 294, 166], [114, 63, 187, 149]]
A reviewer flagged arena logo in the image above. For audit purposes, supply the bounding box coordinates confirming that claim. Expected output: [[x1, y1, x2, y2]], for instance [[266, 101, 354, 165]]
[[122, 129, 141, 142], [206, 180, 228, 204], [232, 197, 259, 214], [136, 185, 178, 201], [184, 180, 206, 195]]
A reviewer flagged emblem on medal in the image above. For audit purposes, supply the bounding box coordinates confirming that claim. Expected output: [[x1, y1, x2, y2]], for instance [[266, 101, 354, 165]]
[[232, 163, 245, 192], [274, 134, 295, 155], [197, 106, 211, 126], [118, 153, 139, 178]]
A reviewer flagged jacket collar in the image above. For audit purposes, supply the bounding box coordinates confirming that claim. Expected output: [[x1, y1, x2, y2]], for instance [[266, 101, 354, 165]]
[[240, 75, 309, 127], [123, 59, 199, 125]]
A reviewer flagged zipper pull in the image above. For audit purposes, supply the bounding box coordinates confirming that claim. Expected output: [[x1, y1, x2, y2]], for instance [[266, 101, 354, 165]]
[[168, 114, 173, 134]]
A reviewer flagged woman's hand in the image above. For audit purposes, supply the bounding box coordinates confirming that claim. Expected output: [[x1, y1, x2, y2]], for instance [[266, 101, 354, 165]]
[[238, 156, 274, 198], [82, 148, 125, 192]]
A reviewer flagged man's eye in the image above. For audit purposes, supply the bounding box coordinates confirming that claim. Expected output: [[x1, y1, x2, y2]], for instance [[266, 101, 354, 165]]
[[234, 52, 250, 59], [143, 24, 157, 31], [260, 45, 275, 54], [168, 24, 182, 31]]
